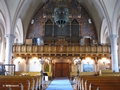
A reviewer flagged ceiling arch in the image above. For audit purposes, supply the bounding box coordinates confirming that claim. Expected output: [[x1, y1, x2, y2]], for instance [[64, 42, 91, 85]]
[[3, 0, 119, 43], [15, 18, 24, 44]]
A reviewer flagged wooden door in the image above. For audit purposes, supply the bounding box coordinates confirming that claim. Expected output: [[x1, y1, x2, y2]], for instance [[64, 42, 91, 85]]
[[55, 63, 70, 78]]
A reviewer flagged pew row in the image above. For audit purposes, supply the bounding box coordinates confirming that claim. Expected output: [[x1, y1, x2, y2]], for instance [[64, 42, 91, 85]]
[[0, 83, 23, 90], [77, 76, 120, 90], [0, 75, 42, 90]]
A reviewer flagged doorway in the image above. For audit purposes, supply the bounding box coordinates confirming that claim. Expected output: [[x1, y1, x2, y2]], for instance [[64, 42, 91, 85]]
[[55, 62, 70, 78]]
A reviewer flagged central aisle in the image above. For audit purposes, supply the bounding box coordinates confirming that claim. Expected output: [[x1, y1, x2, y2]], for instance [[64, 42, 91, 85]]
[[46, 77, 74, 90]]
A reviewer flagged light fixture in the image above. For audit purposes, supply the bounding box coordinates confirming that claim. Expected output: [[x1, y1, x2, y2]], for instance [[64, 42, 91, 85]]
[[54, 0, 69, 28]]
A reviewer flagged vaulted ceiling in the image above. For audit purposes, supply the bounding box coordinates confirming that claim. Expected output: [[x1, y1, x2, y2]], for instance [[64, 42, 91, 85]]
[[4, 0, 119, 41]]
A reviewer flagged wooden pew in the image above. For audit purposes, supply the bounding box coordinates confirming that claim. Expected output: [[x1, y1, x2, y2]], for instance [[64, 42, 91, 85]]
[[0, 78, 30, 90], [79, 76, 120, 90], [0, 87, 12, 90], [15, 72, 43, 89], [101, 72, 120, 76], [75, 72, 96, 90], [96, 87, 120, 90], [0, 83, 23, 90], [88, 80, 120, 90], [76, 75, 95, 90], [0, 75, 42, 90]]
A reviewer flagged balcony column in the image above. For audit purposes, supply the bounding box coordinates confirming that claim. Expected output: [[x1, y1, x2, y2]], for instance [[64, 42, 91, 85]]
[[95, 57, 98, 73], [77, 61, 81, 75], [39, 57, 44, 74], [5, 34, 15, 64], [25, 57, 29, 72], [49, 60, 52, 72], [39, 57, 45, 89], [108, 35, 119, 72]]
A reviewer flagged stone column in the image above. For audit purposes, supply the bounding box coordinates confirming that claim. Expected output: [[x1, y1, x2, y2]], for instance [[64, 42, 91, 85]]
[[5, 34, 15, 65], [108, 35, 119, 72]]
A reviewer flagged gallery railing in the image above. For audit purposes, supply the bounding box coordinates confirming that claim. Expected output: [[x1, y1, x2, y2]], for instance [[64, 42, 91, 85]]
[[12, 44, 111, 54]]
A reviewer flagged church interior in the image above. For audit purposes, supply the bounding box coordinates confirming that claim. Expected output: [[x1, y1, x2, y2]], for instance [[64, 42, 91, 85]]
[[0, 0, 120, 90]]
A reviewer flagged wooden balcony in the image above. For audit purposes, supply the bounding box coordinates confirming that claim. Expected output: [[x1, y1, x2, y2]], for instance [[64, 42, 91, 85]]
[[12, 44, 111, 57]]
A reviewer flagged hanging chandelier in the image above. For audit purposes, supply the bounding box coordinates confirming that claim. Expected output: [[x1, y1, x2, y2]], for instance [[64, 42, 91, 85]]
[[54, 0, 69, 28]]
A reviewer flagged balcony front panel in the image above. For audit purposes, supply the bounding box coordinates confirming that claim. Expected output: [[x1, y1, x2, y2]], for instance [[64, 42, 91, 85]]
[[12, 44, 111, 55]]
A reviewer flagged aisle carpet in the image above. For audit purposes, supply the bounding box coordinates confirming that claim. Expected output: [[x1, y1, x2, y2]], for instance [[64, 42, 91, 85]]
[[46, 77, 73, 90]]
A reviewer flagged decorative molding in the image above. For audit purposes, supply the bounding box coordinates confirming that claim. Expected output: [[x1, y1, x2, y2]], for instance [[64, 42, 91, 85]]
[[98, 0, 112, 35], [6, 34, 15, 39], [108, 34, 118, 41]]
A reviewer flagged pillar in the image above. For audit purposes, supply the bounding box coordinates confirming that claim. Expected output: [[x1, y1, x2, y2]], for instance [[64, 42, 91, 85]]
[[39, 57, 45, 90], [5, 34, 15, 64], [95, 57, 98, 73], [108, 35, 119, 72], [76, 57, 81, 75], [78, 61, 81, 71], [49, 60, 52, 72], [25, 57, 29, 72], [39, 57, 44, 74]]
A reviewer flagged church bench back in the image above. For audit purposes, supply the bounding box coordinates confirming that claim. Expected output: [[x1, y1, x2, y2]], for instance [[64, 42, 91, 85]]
[[88, 80, 120, 90], [95, 87, 120, 90], [0, 76, 42, 90], [0, 78, 30, 90], [0, 87, 21, 90], [0, 75, 42, 90], [0, 83, 23, 90], [79, 76, 120, 90]]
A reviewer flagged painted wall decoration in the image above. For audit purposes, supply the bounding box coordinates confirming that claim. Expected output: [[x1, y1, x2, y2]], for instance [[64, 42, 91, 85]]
[[83, 64, 94, 72], [27, 0, 97, 44]]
